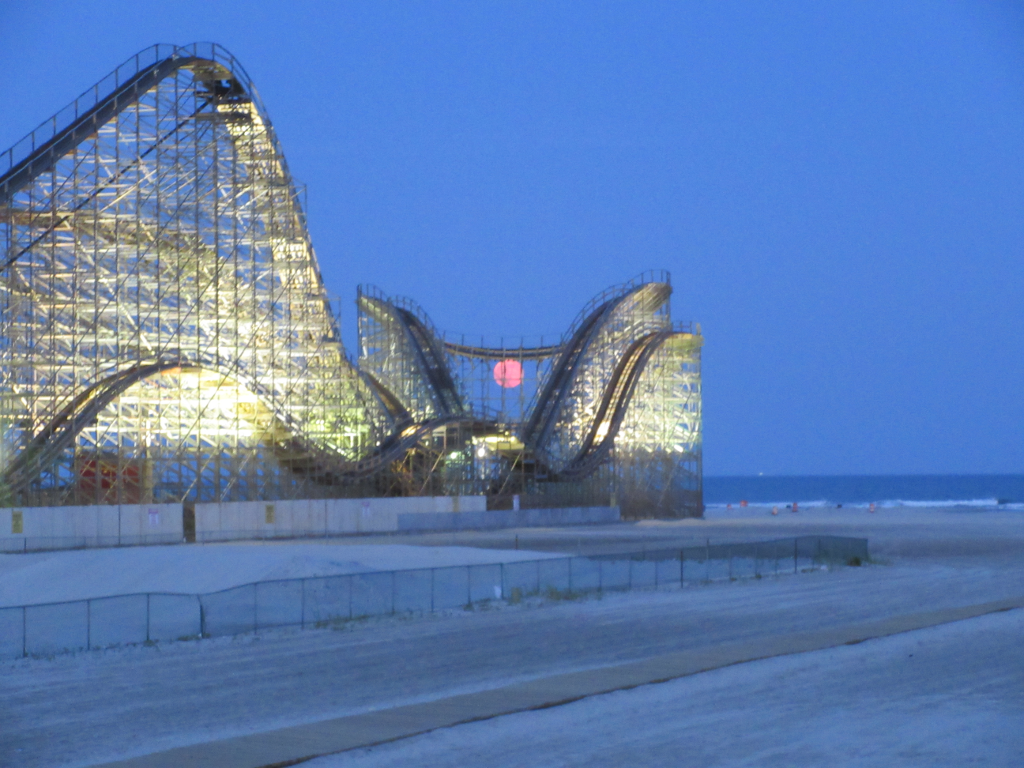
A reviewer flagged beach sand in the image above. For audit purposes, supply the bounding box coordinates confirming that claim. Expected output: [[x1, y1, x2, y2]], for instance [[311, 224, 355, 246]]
[[0, 506, 1021, 767], [0, 542, 563, 607]]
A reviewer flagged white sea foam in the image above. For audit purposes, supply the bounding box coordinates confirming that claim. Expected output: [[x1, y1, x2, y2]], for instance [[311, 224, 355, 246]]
[[873, 498, 1024, 510], [706, 499, 1024, 511], [707, 500, 832, 510]]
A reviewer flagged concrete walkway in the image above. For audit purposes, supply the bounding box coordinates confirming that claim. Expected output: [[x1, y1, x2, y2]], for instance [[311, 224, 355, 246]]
[[92, 595, 1024, 768]]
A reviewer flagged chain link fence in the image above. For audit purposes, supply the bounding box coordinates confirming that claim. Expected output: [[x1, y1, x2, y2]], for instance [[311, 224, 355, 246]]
[[0, 535, 867, 659]]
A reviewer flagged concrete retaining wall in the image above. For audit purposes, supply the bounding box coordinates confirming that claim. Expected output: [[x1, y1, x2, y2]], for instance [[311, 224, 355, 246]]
[[0, 499, 621, 550], [0, 503, 184, 552], [193, 499, 618, 540], [194, 496, 491, 542], [324, 495, 490, 535], [396, 506, 621, 532]]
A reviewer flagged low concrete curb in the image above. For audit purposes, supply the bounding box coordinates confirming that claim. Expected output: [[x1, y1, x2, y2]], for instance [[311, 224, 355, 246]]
[[92, 596, 1024, 768]]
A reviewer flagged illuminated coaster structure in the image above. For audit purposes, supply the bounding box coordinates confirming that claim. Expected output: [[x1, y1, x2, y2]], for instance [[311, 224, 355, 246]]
[[0, 43, 703, 517], [358, 271, 703, 516]]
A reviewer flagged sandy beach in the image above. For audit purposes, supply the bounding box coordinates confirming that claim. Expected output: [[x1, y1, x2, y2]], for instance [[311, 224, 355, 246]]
[[0, 505, 1021, 767], [0, 543, 564, 607], [309, 608, 1024, 768]]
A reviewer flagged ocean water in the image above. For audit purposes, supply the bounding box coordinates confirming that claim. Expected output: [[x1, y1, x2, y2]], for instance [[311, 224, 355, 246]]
[[703, 475, 1024, 508]]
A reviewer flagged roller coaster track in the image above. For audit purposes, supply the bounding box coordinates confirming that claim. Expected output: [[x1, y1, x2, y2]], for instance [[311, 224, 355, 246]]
[[0, 51, 263, 276], [521, 281, 671, 457], [0, 351, 460, 495], [273, 415, 465, 482], [358, 291, 465, 419], [0, 352, 324, 494], [392, 306, 464, 417], [0, 43, 392, 502], [442, 341, 562, 360], [1, 43, 703, 512], [1, 53, 204, 206], [1, 43, 462, 496], [357, 372, 413, 427], [555, 329, 673, 480], [2, 360, 186, 495], [360, 277, 678, 480]]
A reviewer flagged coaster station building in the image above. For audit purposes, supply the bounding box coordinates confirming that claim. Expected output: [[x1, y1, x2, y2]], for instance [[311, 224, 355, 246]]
[[0, 44, 703, 520]]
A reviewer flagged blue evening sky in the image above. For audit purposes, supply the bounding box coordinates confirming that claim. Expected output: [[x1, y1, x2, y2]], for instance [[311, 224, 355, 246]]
[[1, 2, 1022, 476]]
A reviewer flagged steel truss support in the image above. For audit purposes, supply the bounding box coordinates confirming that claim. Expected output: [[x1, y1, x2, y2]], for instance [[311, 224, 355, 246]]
[[0, 44, 385, 505], [1, 44, 703, 516], [360, 273, 704, 517]]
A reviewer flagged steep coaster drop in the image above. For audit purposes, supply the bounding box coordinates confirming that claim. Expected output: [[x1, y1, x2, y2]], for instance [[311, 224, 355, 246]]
[[0, 43, 702, 517]]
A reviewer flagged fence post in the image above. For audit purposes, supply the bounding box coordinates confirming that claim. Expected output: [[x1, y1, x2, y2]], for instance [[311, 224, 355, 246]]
[[391, 571, 396, 614], [22, 606, 26, 657], [348, 575, 353, 620], [467, 565, 472, 606], [793, 538, 798, 574], [568, 558, 573, 593], [680, 549, 684, 587], [146, 594, 151, 642], [728, 546, 732, 581], [199, 598, 206, 638], [430, 569, 435, 613], [87, 599, 92, 650], [500, 562, 504, 600], [754, 543, 759, 578], [253, 583, 259, 633], [301, 578, 306, 629], [599, 561, 603, 593]]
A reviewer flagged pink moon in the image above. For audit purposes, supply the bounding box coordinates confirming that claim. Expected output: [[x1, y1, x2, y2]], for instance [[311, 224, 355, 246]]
[[493, 359, 523, 388]]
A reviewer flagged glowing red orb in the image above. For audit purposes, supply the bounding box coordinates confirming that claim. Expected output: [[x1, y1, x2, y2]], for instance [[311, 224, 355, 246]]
[[493, 359, 523, 388]]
